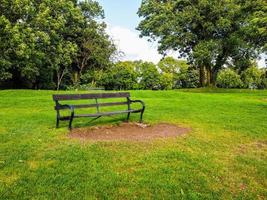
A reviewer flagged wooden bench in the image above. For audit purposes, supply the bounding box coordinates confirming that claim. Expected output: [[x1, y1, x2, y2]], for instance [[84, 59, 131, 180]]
[[52, 92, 145, 130]]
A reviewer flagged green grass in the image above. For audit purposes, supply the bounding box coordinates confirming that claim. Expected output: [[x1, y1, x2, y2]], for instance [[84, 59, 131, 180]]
[[0, 89, 266, 199]]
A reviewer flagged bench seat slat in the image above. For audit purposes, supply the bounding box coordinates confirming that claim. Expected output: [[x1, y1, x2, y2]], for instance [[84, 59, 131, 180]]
[[70, 102, 128, 109], [74, 109, 143, 118]]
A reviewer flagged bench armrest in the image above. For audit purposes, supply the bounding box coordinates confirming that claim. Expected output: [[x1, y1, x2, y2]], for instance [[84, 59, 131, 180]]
[[130, 99, 145, 110]]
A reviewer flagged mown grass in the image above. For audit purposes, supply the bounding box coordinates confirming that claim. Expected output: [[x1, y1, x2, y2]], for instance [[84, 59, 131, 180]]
[[0, 89, 266, 199]]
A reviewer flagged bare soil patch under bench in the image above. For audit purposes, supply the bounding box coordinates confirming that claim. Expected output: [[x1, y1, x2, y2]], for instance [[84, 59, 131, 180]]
[[69, 123, 190, 141]]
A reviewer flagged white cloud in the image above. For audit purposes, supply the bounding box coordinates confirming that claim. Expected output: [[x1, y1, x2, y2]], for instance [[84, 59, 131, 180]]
[[107, 25, 164, 63]]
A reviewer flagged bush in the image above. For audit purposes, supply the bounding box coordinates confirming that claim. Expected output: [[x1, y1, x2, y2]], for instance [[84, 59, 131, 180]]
[[216, 69, 243, 88], [175, 68, 199, 88], [97, 62, 138, 90], [260, 78, 267, 89], [138, 62, 161, 90], [66, 83, 104, 91], [158, 57, 199, 89], [160, 72, 173, 90], [241, 66, 263, 89], [174, 67, 199, 89]]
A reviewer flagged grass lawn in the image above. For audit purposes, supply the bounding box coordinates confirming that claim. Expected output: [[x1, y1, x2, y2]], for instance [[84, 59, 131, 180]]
[[0, 89, 266, 199]]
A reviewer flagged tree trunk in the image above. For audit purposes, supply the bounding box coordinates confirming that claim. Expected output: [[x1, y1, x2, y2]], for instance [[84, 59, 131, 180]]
[[56, 67, 67, 90], [211, 67, 220, 86], [199, 66, 205, 87], [206, 66, 212, 86], [56, 82, 60, 91], [72, 71, 81, 85]]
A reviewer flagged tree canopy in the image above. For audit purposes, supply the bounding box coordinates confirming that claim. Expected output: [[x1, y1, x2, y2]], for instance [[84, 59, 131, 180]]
[[137, 0, 267, 86], [0, 0, 116, 89]]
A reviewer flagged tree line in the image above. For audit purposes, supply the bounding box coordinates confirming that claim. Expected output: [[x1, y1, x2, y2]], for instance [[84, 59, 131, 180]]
[[0, 0, 116, 90], [71, 57, 267, 90], [72, 57, 199, 90], [0, 0, 266, 90]]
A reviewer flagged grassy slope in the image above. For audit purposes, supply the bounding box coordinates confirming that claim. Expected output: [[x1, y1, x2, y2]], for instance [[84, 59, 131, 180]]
[[0, 89, 266, 199]]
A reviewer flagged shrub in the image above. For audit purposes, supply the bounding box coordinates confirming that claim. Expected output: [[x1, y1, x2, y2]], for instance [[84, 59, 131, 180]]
[[216, 68, 243, 88], [160, 72, 173, 90], [174, 67, 199, 88], [260, 78, 267, 89], [241, 66, 263, 89], [138, 62, 161, 90], [99, 62, 138, 90]]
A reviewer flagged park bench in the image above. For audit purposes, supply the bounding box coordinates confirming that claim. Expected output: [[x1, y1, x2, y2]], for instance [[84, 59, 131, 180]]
[[52, 92, 145, 130]]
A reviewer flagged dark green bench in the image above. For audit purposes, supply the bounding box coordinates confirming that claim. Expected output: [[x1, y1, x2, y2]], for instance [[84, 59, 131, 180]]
[[52, 92, 145, 130]]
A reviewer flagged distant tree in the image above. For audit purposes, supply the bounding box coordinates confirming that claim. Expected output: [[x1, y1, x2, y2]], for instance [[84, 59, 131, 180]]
[[158, 57, 187, 74], [174, 66, 199, 89], [98, 61, 138, 90], [138, 62, 161, 90], [137, 0, 267, 86], [158, 57, 199, 88], [160, 72, 173, 90]]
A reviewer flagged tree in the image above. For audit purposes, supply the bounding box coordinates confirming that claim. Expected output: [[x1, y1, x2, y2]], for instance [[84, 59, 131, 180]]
[[0, 0, 82, 89], [98, 61, 138, 90], [71, 1, 116, 85], [137, 0, 267, 86], [158, 57, 187, 74], [0, 0, 116, 90], [158, 57, 199, 88], [138, 62, 161, 90], [160, 72, 173, 90]]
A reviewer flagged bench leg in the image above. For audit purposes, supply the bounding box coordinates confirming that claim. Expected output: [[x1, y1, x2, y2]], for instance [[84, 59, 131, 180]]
[[126, 113, 130, 122], [56, 111, 60, 128], [56, 118, 59, 128], [69, 115, 74, 130], [139, 109, 145, 123]]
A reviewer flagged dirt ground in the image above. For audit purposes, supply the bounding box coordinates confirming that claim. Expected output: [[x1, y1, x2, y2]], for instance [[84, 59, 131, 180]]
[[69, 123, 190, 141]]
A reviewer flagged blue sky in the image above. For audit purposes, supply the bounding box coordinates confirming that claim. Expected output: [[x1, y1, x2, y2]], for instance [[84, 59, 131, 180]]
[[97, 0, 141, 31], [97, 0, 266, 67]]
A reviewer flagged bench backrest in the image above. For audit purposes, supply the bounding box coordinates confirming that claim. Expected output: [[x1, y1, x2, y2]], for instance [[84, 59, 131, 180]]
[[53, 92, 130, 101]]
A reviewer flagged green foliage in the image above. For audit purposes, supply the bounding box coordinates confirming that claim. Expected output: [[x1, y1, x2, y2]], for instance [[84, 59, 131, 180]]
[[159, 72, 173, 90], [137, 0, 267, 85], [138, 62, 161, 90], [158, 57, 187, 74], [0, 0, 116, 89], [72, 21, 116, 85], [174, 66, 199, 89], [0, 15, 12, 81], [82, 59, 200, 90], [216, 69, 243, 88], [97, 61, 139, 90], [158, 57, 199, 89], [241, 66, 264, 89], [66, 83, 103, 91]]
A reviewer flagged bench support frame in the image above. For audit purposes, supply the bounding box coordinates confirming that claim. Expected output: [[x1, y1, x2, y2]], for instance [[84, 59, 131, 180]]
[[53, 93, 145, 130]]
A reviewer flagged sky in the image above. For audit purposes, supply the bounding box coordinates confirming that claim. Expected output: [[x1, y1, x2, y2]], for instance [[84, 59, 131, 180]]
[[97, 0, 165, 63], [97, 0, 266, 67]]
